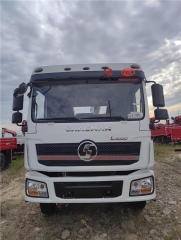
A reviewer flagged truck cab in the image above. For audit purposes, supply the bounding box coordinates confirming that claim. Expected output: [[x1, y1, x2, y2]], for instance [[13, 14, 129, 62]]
[[12, 63, 168, 215]]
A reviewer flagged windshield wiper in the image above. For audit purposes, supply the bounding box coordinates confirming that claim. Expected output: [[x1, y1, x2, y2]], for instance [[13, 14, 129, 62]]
[[38, 117, 80, 122], [80, 116, 126, 121]]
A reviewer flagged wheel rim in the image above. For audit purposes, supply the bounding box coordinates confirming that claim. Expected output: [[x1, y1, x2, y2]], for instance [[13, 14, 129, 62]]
[[0, 154, 6, 169]]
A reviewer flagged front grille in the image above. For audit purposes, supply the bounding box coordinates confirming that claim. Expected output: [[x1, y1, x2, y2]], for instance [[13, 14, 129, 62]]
[[54, 181, 123, 198], [98, 143, 139, 154], [44, 145, 77, 153], [37, 142, 140, 155], [36, 142, 141, 166]]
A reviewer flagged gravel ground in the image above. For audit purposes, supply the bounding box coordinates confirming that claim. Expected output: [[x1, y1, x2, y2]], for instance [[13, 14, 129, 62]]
[[0, 152, 181, 240]]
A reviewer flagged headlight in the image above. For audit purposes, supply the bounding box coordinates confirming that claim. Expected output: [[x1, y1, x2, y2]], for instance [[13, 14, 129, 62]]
[[130, 176, 154, 196], [26, 179, 49, 198]]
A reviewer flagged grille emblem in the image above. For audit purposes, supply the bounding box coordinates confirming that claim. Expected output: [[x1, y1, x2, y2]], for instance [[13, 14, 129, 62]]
[[78, 141, 97, 161]]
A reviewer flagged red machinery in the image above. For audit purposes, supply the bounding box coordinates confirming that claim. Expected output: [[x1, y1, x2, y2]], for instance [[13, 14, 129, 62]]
[[151, 115, 181, 144], [21, 120, 27, 136], [2, 128, 17, 137], [0, 128, 17, 170]]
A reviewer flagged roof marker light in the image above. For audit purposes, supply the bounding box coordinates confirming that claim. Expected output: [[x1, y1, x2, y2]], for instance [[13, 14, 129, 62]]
[[35, 68, 43, 73], [83, 67, 90, 70], [104, 67, 113, 77], [131, 64, 140, 69], [122, 68, 135, 76]]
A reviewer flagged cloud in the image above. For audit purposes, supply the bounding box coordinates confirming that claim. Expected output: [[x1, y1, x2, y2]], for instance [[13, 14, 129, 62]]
[[1, 0, 181, 132]]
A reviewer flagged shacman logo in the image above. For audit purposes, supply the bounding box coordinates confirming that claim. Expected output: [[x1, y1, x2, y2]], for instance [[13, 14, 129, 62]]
[[66, 126, 111, 132], [77, 141, 98, 161]]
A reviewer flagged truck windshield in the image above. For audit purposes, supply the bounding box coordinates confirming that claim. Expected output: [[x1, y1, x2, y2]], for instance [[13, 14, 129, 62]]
[[31, 81, 144, 122]]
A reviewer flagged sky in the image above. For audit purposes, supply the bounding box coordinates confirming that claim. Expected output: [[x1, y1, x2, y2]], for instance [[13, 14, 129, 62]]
[[0, 0, 181, 135]]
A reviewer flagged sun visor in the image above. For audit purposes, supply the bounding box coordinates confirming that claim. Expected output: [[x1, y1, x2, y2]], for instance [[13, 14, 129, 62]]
[[30, 70, 145, 83]]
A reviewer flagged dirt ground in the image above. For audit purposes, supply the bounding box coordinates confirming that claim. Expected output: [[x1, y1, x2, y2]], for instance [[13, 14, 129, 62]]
[[0, 152, 181, 240]]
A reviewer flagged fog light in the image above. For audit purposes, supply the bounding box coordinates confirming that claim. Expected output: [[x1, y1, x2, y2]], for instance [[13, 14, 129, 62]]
[[130, 177, 154, 196], [26, 179, 48, 198]]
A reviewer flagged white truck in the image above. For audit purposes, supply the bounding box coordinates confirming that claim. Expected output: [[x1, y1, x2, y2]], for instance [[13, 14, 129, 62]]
[[12, 63, 168, 215]]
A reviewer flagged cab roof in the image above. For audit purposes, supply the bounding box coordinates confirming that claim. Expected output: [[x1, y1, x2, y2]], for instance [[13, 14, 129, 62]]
[[30, 63, 145, 83], [32, 63, 143, 75]]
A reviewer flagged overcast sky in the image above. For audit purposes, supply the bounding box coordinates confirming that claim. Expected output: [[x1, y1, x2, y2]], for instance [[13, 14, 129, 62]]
[[1, 0, 181, 135]]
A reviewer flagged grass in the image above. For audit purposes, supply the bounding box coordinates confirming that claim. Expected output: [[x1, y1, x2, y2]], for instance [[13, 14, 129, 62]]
[[154, 144, 181, 175], [9, 155, 24, 172], [0, 155, 25, 184], [154, 144, 175, 161]]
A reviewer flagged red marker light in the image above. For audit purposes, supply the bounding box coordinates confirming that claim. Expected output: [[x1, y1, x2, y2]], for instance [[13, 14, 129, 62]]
[[121, 68, 135, 76], [104, 68, 113, 77]]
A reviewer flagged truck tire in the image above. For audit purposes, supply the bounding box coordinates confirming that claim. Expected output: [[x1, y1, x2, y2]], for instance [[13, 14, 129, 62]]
[[40, 203, 56, 215], [130, 201, 146, 210], [5, 150, 12, 165], [0, 152, 6, 171]]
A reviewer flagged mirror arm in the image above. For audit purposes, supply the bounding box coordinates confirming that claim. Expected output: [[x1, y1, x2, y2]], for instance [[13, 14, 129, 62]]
[[27, 86, 32, 98], [145, 80, 156, 84], [16, 123, 23, 126], [150, 119, 160, 125], [154, 120, 160, 124]]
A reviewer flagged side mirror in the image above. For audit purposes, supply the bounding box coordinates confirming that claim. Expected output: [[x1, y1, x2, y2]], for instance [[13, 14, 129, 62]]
[[12, 112, 22, 124], [151, 84, 165, 107], [154, 109, 169, 120], [12, 95, 24, 111], [14, 82, 28, 97]]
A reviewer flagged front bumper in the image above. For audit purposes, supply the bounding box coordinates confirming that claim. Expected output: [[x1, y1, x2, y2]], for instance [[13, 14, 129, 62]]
[[25, 169, 156, 203]]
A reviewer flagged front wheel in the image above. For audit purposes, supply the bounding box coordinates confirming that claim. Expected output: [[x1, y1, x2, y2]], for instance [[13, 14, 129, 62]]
[[40, 203, 56, 215], [130, 201, 146, 210]]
